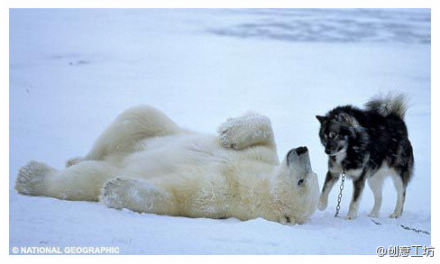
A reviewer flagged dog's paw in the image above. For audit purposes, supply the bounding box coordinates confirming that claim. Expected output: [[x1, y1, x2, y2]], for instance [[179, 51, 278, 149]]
[[368, 211, 379, 218], [346, 211, 358, 220], [65, 156, 83, 167], [318, 197, 328, 211], [368, 213, 379, 218], [389, 211, 402, 219], [15, 161, 52, 195]]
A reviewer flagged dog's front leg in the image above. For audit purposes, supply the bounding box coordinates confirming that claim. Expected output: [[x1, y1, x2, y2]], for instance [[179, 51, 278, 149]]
[[318, 171, 339, 211], [347, 171, 367, 220]]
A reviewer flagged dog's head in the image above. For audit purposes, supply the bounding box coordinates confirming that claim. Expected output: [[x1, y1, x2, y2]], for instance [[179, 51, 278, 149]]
[[316, 112, 361, 156]]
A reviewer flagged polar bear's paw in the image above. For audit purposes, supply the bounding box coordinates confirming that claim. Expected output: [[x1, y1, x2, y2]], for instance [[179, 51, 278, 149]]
[[217, 117, 247, 150], [101, 177, 148, 209], [219, 130, 239, 149], [15, 161, 52, 195], [101, 177, 131, 209], [101, 178, 173, 214], [218, 113, 272, 150]]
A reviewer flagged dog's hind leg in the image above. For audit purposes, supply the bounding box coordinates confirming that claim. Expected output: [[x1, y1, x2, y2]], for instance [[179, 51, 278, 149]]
[[67, 105, 182, 166], [367, 173, 385, 218], [390, 171, 407, 218], [389, 140, 413, 218], [347, 170, 368, 220]]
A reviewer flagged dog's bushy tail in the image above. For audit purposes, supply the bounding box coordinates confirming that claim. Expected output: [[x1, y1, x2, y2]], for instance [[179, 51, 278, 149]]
[[365, 93, 408, 119]]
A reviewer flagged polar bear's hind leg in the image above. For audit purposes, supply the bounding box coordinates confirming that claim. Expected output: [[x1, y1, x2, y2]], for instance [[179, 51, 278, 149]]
[[76, 105, 182, 163], [15, 161, 54, 196], [16, 160, 117, 201]]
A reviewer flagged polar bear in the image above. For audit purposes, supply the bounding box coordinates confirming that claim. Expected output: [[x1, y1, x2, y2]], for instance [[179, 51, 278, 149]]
[[15, 105, 320, 224]]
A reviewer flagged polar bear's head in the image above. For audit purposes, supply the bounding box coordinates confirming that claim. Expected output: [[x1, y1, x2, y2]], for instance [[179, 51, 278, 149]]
[[275, 146, 320, 224]]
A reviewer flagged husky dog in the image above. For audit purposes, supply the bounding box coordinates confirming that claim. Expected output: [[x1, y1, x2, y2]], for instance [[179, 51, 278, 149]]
[[316, 94, 414, 219], [15, 106, 320, 224]]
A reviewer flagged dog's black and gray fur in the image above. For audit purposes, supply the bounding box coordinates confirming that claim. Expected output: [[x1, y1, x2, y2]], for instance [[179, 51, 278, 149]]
[[316, 94, 414, 219]]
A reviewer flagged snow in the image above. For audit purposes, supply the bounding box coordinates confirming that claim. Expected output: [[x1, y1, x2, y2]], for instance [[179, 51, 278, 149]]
[[9, 9, 430, 254]]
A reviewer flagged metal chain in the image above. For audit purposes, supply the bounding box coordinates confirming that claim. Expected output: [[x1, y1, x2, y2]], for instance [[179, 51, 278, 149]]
[[334, 171, 346, 217]]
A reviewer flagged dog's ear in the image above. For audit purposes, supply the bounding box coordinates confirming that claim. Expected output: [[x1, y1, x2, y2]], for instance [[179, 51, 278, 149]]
[[316, 115, 326, 124]]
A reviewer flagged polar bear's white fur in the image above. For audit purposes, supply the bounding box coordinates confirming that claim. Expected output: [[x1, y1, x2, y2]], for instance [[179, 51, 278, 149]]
[[15, 105, 320, 224]]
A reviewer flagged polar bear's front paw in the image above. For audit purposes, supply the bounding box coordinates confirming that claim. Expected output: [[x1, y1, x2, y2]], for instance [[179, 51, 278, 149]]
[[101, 177, 131, 209], [217, 117, 249, 150], [218, 113, 272, 150], [218, 128, 240, 150], [15, 161, 52, 195], [101, 178, 173, 214]]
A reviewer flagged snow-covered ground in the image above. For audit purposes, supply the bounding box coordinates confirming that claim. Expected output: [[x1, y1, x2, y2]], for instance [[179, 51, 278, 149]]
[[9, 9, 431, 254]]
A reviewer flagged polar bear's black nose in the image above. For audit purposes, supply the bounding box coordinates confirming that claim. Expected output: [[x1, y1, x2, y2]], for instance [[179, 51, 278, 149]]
[[295, 146, 308, 155]]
